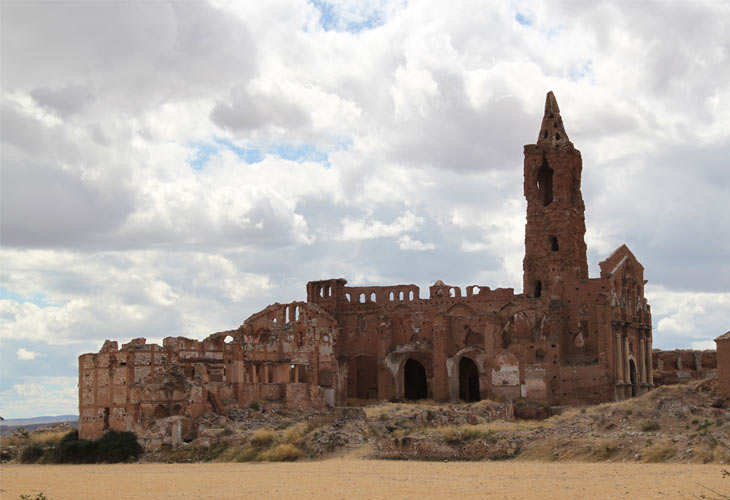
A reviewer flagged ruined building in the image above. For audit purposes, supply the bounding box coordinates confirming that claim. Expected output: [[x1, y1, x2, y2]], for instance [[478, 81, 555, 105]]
[[79, 92, 654, 444]]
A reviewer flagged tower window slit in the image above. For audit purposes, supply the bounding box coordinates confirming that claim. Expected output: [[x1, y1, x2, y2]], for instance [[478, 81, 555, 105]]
[[550, 236, 559, 251], [536, 158, 554, 206]]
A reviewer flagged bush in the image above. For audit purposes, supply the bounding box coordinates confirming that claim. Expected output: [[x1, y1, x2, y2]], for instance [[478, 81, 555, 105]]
[[20, 444, 44, 464], [59, 430, 78, 444], [53, 430, 142, 464], [258, 443, 301, 462], [248, 402, 260, 411], [643, 440, 676, 463], [282, 423, 308, 446], [641, 420, 660, 432], [250, 429, 275, 448], [19, 493, 50, 500], [93, 431, 143, 463]]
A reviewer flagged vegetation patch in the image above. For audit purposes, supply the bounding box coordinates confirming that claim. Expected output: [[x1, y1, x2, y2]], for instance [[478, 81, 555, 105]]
[[642, 440, 676, 463]]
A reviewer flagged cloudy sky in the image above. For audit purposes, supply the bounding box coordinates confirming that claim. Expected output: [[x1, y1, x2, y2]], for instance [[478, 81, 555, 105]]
[[1, 0, 729, 418]]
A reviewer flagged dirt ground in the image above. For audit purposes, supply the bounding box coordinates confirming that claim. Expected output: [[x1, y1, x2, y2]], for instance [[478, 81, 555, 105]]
[[2, 458, 728, 500]]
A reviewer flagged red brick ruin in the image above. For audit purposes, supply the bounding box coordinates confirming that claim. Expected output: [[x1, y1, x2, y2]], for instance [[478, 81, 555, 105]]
[[79, 92, 659, 446]]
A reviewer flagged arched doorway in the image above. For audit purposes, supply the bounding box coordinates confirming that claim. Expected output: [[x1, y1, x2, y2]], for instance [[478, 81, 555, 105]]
[[629, 359, 637, 397], [404, 358, 428, 400], [347, 355, 378, 399], [459, 357, 480, 402]]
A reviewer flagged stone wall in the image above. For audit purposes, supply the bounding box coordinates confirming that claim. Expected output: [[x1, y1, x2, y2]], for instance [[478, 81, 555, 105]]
[[652, 349, 717, 386]]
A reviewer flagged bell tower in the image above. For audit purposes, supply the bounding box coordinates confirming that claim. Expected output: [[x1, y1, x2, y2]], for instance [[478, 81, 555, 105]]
[[523, 92, 588, 298]]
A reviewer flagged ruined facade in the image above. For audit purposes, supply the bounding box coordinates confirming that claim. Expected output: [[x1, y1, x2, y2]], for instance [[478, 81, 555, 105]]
[[79, 92, 654, 443]]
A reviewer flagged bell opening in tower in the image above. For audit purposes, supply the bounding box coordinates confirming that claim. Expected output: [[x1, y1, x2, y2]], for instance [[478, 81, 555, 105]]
[[537, 158, 554, 207]]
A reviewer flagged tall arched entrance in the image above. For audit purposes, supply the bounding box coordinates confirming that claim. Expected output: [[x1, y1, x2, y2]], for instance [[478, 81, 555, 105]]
[[459, 357, 480, 402], [629, 359, 638, 397], [347, 355, 378, 399], [404, 358, 428, 400]]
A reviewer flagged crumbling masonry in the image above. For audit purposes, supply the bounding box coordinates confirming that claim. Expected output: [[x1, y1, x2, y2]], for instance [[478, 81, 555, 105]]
[[79, 92, 655, 444]]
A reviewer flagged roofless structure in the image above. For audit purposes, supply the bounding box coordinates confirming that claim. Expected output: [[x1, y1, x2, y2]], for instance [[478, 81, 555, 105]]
[[79, 92, 653, 445]]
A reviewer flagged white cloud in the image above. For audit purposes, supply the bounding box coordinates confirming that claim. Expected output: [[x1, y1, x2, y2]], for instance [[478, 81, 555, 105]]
[[397, 235, 435, 251], [646, 285, 730, 349], [692, 340, 716, 351], [16, 348, 38, 360], [0, 377, 78, 418], [340, 211, 423, 240]]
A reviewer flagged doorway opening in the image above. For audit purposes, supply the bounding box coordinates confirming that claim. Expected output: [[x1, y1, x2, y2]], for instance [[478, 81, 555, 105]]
[[459, 357, 481, 402], [404, 358, 428, 401], [629, 359, 638, 397]]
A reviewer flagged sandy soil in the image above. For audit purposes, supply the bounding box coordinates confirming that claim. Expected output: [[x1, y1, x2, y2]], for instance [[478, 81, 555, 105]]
[[1, 459, 728, 500]]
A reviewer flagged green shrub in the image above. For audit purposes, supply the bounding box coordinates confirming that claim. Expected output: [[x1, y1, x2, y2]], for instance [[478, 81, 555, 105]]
[[56, 435, 95, 463], [19, 493, 50, 500], [20, 444, 44, 464], [248, 402, 260, 411], [53, 430, 142, 464], [93, 431, 143, 463], [59, 430, 78, 444]]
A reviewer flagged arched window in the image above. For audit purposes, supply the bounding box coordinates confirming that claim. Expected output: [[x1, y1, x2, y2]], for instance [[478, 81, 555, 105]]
[[537, 158, 554, 206]]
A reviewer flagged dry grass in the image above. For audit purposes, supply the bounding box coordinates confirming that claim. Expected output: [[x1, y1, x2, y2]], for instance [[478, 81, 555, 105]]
[[258, 443, 301, 461], [249, 429, 276, 448], [518, 437, 624, 462], [424, 420, 546, 443], [2, 429, 69, 448], [363, 401, 443, 419], [643, 440, 677, 463]]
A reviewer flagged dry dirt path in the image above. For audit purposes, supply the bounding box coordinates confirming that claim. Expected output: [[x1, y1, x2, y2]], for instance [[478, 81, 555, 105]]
[[1, 459, 727, 500]]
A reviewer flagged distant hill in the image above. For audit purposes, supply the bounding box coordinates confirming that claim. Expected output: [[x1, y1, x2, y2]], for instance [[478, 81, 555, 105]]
[[0, 415, 78, 435], [1, 415, 78, 427]]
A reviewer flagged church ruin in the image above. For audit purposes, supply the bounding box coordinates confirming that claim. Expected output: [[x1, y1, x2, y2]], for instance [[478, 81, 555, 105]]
[[79, 92, 654, 443]]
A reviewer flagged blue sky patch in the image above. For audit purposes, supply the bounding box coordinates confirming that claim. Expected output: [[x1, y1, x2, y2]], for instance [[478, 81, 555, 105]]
[[568, 60, 594, 81], [270, 143, 329, 164], [310, 0, 384, 33], [0, 286, 53, 308], [190, 137, 352, 171], [515, 12, 534, 26], [189, 138, 263, 171]]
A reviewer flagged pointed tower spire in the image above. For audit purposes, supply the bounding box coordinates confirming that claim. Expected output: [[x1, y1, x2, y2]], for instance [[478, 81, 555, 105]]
[[537, 91, 570, 146], [522, 91, 587, 298]]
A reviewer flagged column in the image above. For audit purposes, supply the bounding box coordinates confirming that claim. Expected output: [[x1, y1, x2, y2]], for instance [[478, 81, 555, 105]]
[[646, 335, 654, 386], [638, 336, 647, 385], [623, 334, 630, 382], [615, 332, 623, 382]]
